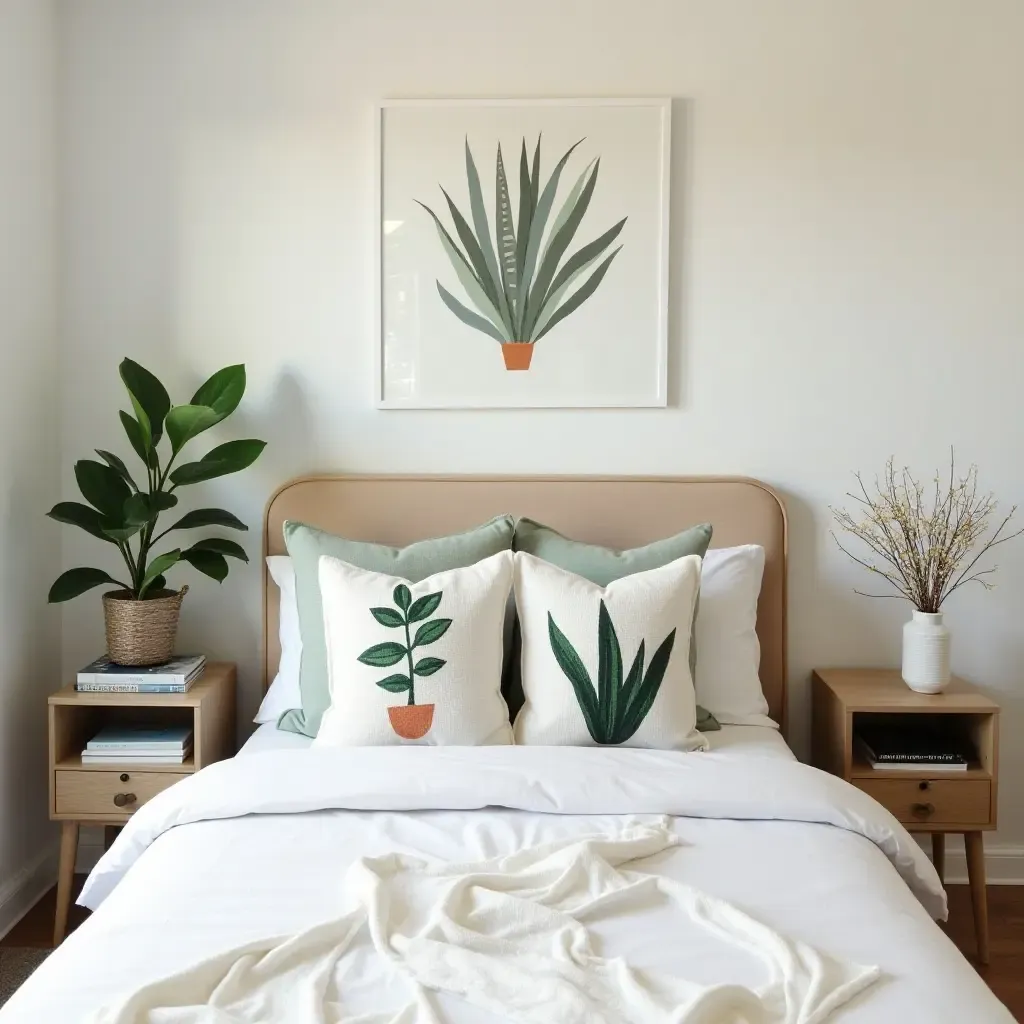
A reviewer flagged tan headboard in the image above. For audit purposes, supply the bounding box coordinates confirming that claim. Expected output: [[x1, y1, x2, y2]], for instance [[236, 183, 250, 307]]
[[263, 475, 788, 733]]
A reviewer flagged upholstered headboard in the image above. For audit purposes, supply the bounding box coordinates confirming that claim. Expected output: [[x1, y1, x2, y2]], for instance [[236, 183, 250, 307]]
[[262, 475, 788, 733]]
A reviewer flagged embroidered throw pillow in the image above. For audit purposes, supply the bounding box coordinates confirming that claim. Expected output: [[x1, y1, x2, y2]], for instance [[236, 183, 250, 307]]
[[513, 552, 706, 750], [313, 551, 514, 747]]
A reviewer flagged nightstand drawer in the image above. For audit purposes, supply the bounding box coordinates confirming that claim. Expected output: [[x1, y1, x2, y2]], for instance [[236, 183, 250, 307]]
[[856, 778, 991, 826], [55, 770, 188, 816]]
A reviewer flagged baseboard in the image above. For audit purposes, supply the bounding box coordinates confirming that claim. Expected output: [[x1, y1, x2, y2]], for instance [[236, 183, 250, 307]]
[[940, 842, 1024, 885], [0, 843, 59, 941]]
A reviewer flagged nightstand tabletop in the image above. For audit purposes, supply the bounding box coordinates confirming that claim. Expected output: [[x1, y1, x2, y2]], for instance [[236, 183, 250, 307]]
[[812, 668, 999, 713], [49, 661, 235, 707]]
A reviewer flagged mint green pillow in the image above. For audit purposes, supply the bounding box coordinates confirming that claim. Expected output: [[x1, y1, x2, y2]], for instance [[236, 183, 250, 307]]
[[281, 515, 515, 737], [508, 519, 714, 720]]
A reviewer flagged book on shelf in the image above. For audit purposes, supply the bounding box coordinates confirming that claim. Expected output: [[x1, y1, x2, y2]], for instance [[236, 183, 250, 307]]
[[80, 746, 192, 766], [85, 725, 193, 752], [855, 726, 973, 771], [76, 654, 206, 691]]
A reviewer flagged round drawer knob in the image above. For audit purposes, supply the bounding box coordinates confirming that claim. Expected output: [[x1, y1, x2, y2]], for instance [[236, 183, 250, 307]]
[[911, 802, 935, 818], [120, 773, 130, 783], [918, 781, 930, 791], [113, 792, 137, 808]]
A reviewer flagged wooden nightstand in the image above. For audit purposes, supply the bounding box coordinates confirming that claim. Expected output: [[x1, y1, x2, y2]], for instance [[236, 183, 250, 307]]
[[48, 662, 236, 943], [811, 667, 999, 963]]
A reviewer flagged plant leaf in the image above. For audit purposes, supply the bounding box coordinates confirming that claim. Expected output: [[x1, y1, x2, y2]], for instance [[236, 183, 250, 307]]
[[179, 547, 228, 582], [530, 134, 541, 216], [596, 601, 623, 740], [618, 628, 676, 742], [392, 584, 412, 611], [412, 618, 451, 647], [548, 612, 602, 742], [494, 144, 519, 327], [514, 138, 533, 334], [463, 138, 510, 324], [376, 675, 412, 693], [531, 237, 620, 340], [120, 411, 153, 467], [75, 459, 132, 520], [191, 365, 245, 418], [47, 501, 116, 543], [123, 491, 178, 528], [165, 404, 222, 453], [139, 549, 181, 597], [189, 537, 248, 561], [619, 639, 646, 722], [163, 508, 248, 532], [436, 282, 506, 343], [148, 574, 167, 592], [48, 567, 123, 603], [119, 359, 170, 444], [370, 607, 406, 628], [414, 656, 445, 677], [406, 592, 442, 623], [169, 439, 266, 486], [95, 449, 138, 492], [439, 187, 505, 315], [545, 217, 626, 306], [358, 641, 408, 668], [533, 246, 622, 343]]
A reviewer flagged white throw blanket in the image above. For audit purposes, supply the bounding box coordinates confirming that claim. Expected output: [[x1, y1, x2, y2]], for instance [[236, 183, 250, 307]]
[[88, 822, 878, 1024]]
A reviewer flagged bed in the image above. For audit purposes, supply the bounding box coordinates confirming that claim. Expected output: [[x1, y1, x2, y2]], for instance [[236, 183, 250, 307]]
[[1, 475, 1011, 1023]]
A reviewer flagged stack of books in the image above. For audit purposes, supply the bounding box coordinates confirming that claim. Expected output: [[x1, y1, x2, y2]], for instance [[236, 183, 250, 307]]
[[76, 654, 206, 693], [856, 723, 973, 772], [81, 725, 194, 765]]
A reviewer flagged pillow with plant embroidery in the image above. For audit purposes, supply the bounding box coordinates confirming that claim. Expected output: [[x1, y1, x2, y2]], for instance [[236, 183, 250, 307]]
[[313, 551, 514, 747], [513, 551, 707, 750]]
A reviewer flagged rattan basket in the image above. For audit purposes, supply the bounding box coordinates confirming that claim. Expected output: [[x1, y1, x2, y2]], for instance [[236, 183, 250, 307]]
[[102, 586, 188, 666]]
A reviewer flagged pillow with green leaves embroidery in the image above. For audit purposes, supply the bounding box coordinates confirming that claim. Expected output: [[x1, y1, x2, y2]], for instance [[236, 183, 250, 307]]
[[313, 551, 514, 748], [513, 551, 707, 751]]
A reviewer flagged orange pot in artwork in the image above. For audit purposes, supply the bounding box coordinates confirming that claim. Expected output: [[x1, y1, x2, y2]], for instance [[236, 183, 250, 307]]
[[501, 343, 535, 370], [387, 703, 435, 740]]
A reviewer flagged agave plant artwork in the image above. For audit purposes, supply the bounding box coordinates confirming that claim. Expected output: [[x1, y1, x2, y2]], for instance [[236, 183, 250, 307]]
[[417, 135, 625, 371]]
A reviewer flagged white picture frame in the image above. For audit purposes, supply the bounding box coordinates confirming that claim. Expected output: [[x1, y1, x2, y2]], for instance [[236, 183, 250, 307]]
[[375, 98, 671, 409]]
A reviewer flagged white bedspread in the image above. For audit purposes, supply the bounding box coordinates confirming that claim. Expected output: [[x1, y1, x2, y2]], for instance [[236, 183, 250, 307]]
[[1, 746, 1011, 1023]]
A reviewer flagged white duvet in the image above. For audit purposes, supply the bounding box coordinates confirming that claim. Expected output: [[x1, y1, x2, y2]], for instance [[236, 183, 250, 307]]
[[2, 746, 1013, 1023]]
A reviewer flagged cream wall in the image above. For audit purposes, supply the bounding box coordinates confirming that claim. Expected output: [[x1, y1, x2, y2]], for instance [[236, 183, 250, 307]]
[[0, 0, 60, 933], [57, 2, 1024, 863]]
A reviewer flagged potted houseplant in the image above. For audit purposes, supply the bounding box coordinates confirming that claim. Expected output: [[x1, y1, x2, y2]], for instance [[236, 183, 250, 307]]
[[831, 453, 1021, 693], [47, 358, 266, 665]]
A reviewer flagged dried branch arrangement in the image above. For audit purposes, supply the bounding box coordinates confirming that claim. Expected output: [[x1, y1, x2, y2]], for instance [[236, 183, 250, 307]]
[[831, 453, 1022, 613]]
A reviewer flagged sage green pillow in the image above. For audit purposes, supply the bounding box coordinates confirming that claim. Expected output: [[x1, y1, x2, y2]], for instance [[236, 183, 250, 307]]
[[507, 519, 714, 720], [281, 515, 515, 737]]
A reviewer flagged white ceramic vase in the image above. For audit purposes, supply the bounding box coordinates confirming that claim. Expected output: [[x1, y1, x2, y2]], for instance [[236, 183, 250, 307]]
[[901, 610, 951, 693]]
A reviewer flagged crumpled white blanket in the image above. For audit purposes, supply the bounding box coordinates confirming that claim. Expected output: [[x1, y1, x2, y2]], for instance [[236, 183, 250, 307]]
[[87, 822, 878, 1024]]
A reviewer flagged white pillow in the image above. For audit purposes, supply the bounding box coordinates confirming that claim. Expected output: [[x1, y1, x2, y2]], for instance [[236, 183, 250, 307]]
[[314, 550, 514, 747], [513, 551, 707, 750], [254, 556, 302, 724], [694, 545, 772, 726]]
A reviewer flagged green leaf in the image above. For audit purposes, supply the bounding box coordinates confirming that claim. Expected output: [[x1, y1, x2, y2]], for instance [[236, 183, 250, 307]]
[[120, 359, 170, 444], [392, 584, 412, 611], [169, 439, 266, 486], [412, 618, 451, 648], [545, 217, 626, 306], [440, 187, 506, 316], [148, 574, 167, 593], [514, 138, 533, 332], [531, 237, 620, 340], [164, 508, 248, 532], [533, 246, 622, 343], [436, 282, 507, 343], [139, 549, 181, 596], [371, 607, 406, 628], [100, 521, 144, 543], [95, 449, 138, 492], [191, 365, 246, 418], [376, 674, 411, 693], [618, 629, 676, 742], [122, 491, 178, 528], [75, 460, 132, 519], [494, 144, 519, 326], [529, 134, 541, 215], [406, 592, 442, 623], [189, 537, 248, 561], [413, 656, 445, 677], [48, 567, 124, 603], [464, 138, 509, 323], [596, 601, 623, 740], [120, 411, 153, 466], [47, 502, 116, 543], [165, 404, 221, 453], [548, 612, 601, 742], [179, 548, 228, 582], [357, 642, 408, 668]]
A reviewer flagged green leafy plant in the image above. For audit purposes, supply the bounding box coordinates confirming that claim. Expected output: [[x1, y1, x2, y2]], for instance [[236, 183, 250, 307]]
[[357, 585, 451, 705], [548, 602, 676, 744], [47, 359, 266, 602], [417, 135, 625, 352]]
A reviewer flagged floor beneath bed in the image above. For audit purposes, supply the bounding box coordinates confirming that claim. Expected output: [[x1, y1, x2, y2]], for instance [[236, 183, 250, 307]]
[[3, 879, 1022, 1020]]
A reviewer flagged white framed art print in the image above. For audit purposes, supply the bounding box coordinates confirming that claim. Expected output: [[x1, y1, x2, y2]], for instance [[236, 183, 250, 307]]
[[375, 98, 671, 408]]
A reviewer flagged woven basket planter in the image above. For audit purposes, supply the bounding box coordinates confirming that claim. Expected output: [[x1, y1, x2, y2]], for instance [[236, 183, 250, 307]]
[[102, 586, 188, 666]]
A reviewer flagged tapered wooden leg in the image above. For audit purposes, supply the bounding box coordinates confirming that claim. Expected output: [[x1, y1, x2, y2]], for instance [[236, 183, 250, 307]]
[[965, 831, 989, 965], [53, 822, 79, 946], [931, 832, 945, 884]]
